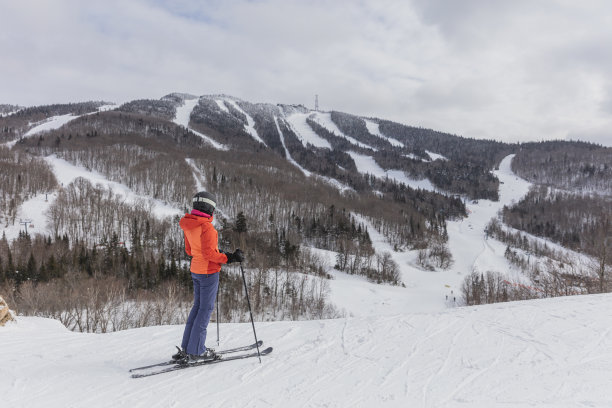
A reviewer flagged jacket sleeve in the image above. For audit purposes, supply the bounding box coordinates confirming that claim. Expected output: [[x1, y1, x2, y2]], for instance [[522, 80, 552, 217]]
[[201, 228, 229, 264], [184, 232, 192, 256]]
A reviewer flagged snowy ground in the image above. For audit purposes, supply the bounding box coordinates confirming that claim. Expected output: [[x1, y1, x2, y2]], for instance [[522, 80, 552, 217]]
[[4, 293, 612, 408]]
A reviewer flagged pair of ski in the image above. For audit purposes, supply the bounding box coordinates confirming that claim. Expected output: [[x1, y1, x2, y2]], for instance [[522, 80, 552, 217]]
[[130, 340, 271, 378]]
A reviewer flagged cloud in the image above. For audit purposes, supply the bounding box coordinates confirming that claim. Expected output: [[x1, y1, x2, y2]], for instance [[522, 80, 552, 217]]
[[0, 0, 611, 146]]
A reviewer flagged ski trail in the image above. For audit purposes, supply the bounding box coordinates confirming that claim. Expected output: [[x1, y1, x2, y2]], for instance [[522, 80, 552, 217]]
[[215, 99, 230, 113], [274, 116, 310, 176], [185, 158, 206, 191], [223, 100, 267, 146], [363, 119, 404, 147], [174, 99, 228, 150], [284, 112, 331, 149], [445, 154, 532, 291], [311, 112, 377, 151], [275, 116, 353, 193], [4, 114, 82, 148]]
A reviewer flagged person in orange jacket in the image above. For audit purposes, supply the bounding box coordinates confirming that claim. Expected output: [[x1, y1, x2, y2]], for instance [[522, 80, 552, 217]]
[[172, 191, 244, 362]]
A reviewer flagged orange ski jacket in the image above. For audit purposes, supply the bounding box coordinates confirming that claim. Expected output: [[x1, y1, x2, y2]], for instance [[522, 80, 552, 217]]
[[179, 213, 228, 274]]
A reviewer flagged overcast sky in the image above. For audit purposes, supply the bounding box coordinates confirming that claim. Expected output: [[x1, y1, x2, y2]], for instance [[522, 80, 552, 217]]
[[1, 0, 611, 146]]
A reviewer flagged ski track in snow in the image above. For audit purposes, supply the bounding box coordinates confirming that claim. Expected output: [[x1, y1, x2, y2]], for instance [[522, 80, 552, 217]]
[[363, 119, 404, 147], [174, 99, 227, 150], [4, 294, 612, 407]]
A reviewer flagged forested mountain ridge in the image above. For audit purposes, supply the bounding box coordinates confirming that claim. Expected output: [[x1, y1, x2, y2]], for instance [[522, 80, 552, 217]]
[[1, 92, 610, 328]]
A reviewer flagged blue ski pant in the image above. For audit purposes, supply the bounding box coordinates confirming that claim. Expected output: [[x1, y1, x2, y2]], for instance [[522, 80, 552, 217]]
[[181, 272, 219, 355]]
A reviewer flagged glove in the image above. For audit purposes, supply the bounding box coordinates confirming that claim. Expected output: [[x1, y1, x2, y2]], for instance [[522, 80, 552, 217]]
[[225, 249, 245, 264]]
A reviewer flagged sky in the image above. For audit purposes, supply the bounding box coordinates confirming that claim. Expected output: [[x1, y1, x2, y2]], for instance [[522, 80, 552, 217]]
[[0, 0, 611, 146]]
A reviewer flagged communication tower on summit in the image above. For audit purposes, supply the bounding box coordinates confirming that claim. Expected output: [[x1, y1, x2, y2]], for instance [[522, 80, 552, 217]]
[[315, 95, 319, 111]]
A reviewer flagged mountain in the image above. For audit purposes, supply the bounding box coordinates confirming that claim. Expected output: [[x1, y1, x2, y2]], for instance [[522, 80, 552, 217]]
[[0, 93, 610, 324]]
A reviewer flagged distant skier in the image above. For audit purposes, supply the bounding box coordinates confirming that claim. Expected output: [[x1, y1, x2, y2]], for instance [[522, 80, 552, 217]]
[[172, 191, 244, 363]]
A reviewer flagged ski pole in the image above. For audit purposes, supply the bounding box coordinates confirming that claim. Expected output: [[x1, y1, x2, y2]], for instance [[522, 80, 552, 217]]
[[216, 285, 220, 346], [240, 263, 261, 363]]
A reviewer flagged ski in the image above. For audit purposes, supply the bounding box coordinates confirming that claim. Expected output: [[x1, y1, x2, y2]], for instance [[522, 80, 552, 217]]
[[129, 340, 264, 372], [131, 347, 272, 378]]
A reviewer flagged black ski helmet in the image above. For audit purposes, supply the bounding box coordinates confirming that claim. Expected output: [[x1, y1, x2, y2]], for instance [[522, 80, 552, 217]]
[[192, 191, 217, 215]]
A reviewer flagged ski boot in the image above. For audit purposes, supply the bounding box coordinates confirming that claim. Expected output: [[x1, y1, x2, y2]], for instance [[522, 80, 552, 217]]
[[187, 348, 218, 363], [172, 346, 187, 361]]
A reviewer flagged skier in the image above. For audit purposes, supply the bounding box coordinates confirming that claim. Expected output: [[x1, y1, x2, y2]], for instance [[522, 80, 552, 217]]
[[172, 191, 244, 363]]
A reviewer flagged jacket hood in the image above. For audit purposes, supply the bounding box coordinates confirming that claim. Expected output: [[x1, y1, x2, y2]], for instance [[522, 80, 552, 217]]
[[180, 213, 213, 231]]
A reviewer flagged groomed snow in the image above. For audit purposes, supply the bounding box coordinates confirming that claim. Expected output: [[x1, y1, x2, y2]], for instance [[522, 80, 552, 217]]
[[285, 112, 332, 149], [444, 154, 533, 293], [348, 151, 437, 192], [4, 293, 612, 407], [23, 114, 80, 138], [174, 99, 228, 150], [364, 119, 404, 147], [311, 112, 377, 151]]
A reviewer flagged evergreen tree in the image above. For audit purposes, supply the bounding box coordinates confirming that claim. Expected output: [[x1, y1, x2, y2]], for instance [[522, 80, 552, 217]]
[[234, 211, 248, 233]]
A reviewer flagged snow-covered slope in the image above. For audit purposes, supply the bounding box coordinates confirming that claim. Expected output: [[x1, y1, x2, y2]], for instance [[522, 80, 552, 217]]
[[174, 99, 228, 150], [364, 119, 404, 147], [274, 116, 311, 177], [285, 112, 332, 149], [23, 114, 80, 137], [348, 151, 437, 192], [223, 99, 267, 146], [426, 151, 448, 161], [275, 117, 354, 193], [311, 112, 377, 150], [320, 154, 532, 316], [445, 154, 532, 291], [3, 293, 612, 407]]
